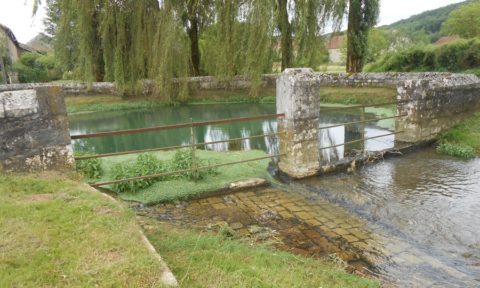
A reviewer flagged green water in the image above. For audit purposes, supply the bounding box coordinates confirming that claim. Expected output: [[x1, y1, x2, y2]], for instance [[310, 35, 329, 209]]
[[68, 103, 395, 157]]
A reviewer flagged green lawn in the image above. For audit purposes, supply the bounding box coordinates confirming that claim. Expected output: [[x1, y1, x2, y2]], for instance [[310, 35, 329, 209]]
[[438, 112, 480, 158], [65, 86, 396, 114], [143, 218, 379, 288], [92, 150, 274, 204], [320, 86, 396, 105], [0, 172, 170, 287]]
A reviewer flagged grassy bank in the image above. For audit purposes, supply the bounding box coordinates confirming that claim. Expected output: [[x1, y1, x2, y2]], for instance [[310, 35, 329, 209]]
[[88, 150, 273, 204], [142, 218, 378, 288], [320, 86, 396, 105], [437, 112, 480, 158], [65, 87, 396, 114], [0, 172, 170, 287]]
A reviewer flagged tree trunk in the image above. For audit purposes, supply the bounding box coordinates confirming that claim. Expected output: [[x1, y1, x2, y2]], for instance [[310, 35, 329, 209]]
[[346, 0, 363, 73], [187, 1, 201, 76], [0, 56, 8, 84], [188, 15, 201, 76], [277, 0, 292, 71]]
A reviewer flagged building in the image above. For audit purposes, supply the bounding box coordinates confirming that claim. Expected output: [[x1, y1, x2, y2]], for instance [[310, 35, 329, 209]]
[[0, 23, 36, 83], [326, 35, 345, 64]]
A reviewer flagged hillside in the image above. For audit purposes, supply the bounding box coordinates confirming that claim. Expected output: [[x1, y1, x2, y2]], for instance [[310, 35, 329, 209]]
[[382, 1, 471, 42]]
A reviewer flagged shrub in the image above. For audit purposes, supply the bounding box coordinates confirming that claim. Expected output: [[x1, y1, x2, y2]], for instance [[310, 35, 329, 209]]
[[75, 152, 103, 179], [112, 154, 166, 193], [436, 142, 475, 159], [366, 38, 480, 74], [170, 149, 217, 180], [13, 52, 60, 83], [112, 151, 217, 193]]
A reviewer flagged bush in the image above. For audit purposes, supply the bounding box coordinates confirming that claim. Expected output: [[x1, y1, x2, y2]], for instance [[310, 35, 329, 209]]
[[75, 152, 103, 179], [13, 52, 60, 83], [366, 38, 480, 73], [436, 142, 475, 159], [111, 150, 218, 193], [112, 154, 167, 193], [170, 149, 216, 180]]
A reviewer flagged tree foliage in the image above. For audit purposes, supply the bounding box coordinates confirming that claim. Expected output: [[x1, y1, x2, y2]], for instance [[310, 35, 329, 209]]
[[442, 1, 480, 39], [346, 0, 379, 72], [48, 0, 352, 99]]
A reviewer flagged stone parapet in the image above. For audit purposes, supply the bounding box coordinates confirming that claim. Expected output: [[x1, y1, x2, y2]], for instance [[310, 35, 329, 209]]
[[277, 68, 321, 178], [0, 86, 74, 172]]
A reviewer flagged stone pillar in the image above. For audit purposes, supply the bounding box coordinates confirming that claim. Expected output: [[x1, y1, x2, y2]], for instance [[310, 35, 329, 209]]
[[0, 86, 74, 172], [277, 68, 320, 178]]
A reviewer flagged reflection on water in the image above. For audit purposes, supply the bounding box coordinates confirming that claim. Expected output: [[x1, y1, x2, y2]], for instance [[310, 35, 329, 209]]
[[299, 149, 480, 286], [69, 104, 395, 160]]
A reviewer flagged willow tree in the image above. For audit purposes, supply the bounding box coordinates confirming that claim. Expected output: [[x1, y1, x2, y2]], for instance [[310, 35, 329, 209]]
[[275, 0, 347, 71], [173, 0, 214, 76], [346, 0, 379, 73]]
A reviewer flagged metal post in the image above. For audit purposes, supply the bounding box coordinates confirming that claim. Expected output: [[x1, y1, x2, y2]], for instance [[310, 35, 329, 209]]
[[361, 106, 366, 153], [190, 118, 198, 180]]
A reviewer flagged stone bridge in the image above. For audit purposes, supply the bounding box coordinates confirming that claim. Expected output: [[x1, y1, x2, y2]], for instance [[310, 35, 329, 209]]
[[276, 69, 480, 178], [0, 70, 479, 175]]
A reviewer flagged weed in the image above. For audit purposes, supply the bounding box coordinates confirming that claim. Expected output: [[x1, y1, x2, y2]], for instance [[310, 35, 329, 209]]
[[74, 152, 103, 179], [112, 154, 167, 193], [436, 142, 475, 159]]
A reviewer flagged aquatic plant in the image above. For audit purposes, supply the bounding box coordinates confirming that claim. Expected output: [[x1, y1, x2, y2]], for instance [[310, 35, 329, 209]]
[[436, 142, 475, 159]]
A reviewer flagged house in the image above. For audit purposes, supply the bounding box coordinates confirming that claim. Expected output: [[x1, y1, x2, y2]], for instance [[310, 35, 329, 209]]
[[326, 35, 345, 64], [0, 23, 36, 83]]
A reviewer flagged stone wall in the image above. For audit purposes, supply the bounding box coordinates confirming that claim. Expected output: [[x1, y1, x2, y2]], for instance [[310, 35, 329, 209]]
[[0, 86, 74, 172], [0, 74, 278, 96]]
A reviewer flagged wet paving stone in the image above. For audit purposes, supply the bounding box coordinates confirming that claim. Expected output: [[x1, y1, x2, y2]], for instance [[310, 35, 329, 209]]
[[136, 185, 477, 287]]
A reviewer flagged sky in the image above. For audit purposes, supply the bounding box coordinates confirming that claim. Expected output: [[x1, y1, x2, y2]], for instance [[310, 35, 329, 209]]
[[0, 0, 468, 44]]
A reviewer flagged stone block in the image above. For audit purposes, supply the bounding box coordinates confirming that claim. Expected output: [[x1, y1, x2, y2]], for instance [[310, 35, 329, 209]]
[[1, 90, 39, 118]]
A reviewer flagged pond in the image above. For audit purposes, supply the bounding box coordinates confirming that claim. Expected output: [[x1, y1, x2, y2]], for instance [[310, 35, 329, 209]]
[[68, 103, 396, 159]]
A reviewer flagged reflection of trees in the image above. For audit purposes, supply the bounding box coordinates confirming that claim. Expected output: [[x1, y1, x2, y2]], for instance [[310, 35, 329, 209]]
[[204, 126, 229, 151], [319, 126, 344, 163], [262, 120, 279, 155]]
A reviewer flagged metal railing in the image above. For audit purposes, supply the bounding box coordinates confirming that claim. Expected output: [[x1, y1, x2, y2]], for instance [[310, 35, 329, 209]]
[[317, 101, 406, 153], [72, 113, 285, 187]]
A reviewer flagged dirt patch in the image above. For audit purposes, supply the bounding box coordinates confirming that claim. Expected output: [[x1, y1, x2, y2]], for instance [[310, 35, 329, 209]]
[[25, 194, 55, 203], [93, 205, 119, 215]]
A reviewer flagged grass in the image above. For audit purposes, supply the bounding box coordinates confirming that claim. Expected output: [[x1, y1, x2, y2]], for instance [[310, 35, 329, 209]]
[[143, 219, 379, 288], [65, 86, 396, 114], [320, 86, 396, 105], [0, 172, 170, 287], [65, 88, 277, 114], [93, 150, 273, 204], [437, 112, 480, 158], [65, 95, 166, 114]]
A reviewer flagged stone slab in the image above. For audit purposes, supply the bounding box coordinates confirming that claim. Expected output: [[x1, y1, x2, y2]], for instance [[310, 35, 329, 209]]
[[1, 90, 39, 118]]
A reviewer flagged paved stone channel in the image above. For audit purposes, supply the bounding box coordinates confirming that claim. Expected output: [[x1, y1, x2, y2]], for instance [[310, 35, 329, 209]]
[[137, 185, 474, 287]]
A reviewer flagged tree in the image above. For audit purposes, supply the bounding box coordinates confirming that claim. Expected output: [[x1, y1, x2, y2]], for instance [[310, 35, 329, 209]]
[[366, 28, 389, 63], [346, 0, 379, 73], [173, 0, 214, 76], [0, 36, 8, 84], [275, 0, 347, 71], [442, 1, 480, 39], [43, 0, 60, 37]]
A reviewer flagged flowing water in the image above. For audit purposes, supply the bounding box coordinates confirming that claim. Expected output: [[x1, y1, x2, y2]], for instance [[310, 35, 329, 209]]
[[298, 149, 480, 286], [69, 104, 480, 286]]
